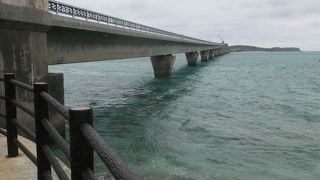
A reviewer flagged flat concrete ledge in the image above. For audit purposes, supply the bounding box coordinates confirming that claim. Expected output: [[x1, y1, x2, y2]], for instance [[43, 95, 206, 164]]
[[0, 129, 70, 179]]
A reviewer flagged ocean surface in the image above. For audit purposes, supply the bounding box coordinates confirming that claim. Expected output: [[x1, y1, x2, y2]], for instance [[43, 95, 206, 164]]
[[50, 52, 320, 180]]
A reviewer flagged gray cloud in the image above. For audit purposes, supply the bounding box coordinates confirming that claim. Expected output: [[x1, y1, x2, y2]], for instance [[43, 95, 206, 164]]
[[63, 0, 320, 50]]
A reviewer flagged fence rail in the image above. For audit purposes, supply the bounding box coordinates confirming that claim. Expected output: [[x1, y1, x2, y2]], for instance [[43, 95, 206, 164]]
[[10, 79, 34, 92], [12, 137, 38, 165], [12, 118, 36, 142], [11, 99, 35, 117], [41, 118, 70, 160], [40, 91, 69, 120], [0, 73, 137, 180], [48, 0, 213, 45], [0, 113, 5, 119]]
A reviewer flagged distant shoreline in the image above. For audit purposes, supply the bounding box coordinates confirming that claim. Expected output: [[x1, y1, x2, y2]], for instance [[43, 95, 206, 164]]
[[229, 45, 301, 52]]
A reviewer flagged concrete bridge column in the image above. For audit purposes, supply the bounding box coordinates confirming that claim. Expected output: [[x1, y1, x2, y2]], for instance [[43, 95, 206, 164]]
[[212, 50, 218, 57], [0, 0, 65, 137], [185, 51, 199, 66], [216, 48, 222, 57], [200, 51, 210, 61], [225, 45, 230, 54], [150, 55, 176, 78], [221, 46, 226, 55], [209, 50, 215, 60]]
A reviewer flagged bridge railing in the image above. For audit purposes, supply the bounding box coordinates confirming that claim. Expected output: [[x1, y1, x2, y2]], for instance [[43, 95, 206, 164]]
[[0, 73, 137, 180], [48, 0, 213, 44]]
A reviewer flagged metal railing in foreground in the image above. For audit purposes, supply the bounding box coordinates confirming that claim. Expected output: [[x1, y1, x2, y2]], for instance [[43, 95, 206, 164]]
[[48, 0, 212, 44], [0, 73, 137, 180]]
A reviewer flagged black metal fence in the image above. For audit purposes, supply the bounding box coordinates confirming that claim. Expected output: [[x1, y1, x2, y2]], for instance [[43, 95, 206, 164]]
[[0, 73, 137, 180]]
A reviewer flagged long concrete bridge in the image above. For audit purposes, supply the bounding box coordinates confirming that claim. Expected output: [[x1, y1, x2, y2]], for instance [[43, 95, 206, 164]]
[[0, 0, 229, 135]]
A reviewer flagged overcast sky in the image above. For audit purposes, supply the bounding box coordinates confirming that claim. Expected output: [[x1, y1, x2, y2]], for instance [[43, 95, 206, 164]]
[[64, 0, 320, 51]]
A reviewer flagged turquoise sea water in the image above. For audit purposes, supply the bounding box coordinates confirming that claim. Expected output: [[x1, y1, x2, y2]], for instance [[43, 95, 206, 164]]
[[50, 52, 320, 179]]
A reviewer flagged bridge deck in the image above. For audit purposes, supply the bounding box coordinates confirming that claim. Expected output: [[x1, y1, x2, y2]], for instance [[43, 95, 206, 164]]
[[0, 130, 70, 180]]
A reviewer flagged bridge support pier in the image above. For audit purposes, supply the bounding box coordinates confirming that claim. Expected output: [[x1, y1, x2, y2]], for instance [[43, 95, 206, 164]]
[[209, 50, 215, 60], [185, 52, 199, 66], [150, 55, 176, 78], [200, 51, 210, 61], [0, 0, 65, 138], [212, 50, 218, 57]]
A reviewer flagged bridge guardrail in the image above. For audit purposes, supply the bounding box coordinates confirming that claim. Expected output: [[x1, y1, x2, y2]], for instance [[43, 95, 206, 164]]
[[48, 0, 213, 45], [0, 73, 137, 180]]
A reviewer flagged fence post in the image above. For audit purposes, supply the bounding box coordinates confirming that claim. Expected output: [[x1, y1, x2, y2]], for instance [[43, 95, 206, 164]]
[[69, 107, 94, 180], [4, 73, 18, 157], [34, 83, 51, 180]]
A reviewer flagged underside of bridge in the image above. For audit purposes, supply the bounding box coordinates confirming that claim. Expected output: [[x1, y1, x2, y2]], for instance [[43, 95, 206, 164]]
[[0, 0, 229, 136]]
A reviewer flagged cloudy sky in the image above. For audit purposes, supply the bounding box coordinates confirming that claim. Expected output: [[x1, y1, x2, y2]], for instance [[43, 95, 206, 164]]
[[64, 0, 320, 51]]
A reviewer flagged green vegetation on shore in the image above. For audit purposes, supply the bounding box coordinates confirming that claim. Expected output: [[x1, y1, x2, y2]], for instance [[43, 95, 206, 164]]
[[229, 45, 301, 52]]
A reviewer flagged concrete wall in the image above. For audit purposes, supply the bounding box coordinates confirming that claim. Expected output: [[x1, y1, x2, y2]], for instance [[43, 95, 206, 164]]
[[0, 28, 48, 136], [0, 31, 65, 138], [48, 73, 65, 138]]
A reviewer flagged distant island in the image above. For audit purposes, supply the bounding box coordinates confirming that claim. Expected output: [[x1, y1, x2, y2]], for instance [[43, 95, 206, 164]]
[[229, 45, 301, 52]]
